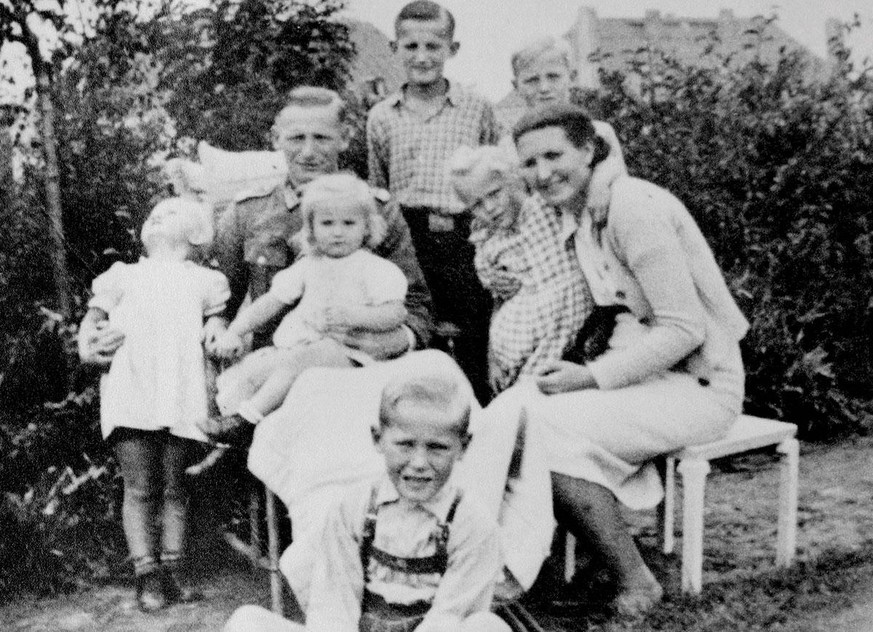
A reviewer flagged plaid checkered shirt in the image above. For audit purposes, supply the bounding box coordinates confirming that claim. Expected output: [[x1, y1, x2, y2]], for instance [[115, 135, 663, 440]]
[[367, 82, 500, 213], [470, 196, 594, 392]]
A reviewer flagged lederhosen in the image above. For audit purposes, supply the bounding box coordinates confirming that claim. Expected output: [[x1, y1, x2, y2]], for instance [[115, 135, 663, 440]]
[[358, 486, 463, 632]]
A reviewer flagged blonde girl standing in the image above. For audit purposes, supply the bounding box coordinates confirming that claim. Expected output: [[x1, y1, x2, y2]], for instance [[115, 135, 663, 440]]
[[78, 197, 229, 611]]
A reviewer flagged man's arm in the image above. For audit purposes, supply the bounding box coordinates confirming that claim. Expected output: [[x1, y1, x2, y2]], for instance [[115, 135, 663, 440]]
[[212, 200, 250, 322], [326, 301, 407, 333]]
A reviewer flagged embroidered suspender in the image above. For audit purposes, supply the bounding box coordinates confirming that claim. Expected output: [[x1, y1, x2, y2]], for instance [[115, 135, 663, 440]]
[[360, 486, 463, 583]]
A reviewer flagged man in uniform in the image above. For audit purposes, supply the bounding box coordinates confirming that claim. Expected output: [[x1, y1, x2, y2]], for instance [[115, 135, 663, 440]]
[[201, 86, 434, 443]]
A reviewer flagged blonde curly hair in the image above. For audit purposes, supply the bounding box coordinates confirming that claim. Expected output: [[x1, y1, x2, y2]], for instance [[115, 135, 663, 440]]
[[298, 174, 387, 254]]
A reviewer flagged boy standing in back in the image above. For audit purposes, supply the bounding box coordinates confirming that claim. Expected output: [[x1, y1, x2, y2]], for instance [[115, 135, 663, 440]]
[[367, 0, 500, 402]]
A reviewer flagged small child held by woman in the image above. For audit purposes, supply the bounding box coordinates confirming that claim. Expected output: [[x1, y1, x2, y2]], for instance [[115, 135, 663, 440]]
[[200, 173, 408, 444], [78, 197, 230, 611], [450, 145, 593, 392]]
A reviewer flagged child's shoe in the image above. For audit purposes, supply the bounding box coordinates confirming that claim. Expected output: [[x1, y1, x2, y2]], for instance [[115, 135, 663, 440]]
[[162, 566, 204, 605], [135, 570, 167, 612], [197, 413, 255, 447]]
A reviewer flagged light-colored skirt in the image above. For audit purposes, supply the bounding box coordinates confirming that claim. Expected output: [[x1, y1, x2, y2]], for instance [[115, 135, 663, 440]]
[[494, 371, 742, 510]]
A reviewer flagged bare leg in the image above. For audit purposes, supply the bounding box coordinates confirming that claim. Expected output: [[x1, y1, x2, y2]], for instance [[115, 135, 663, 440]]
[[245, 340, 354, 417], [551, 472, 662, 616]]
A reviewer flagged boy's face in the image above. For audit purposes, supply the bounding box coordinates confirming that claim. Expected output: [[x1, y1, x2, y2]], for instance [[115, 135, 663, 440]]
[[311, 203, 367, 258], [456, 169, 521, 230], [392, 19, 459, 89], [272, 105, 349, 187], [374, 405, 468, 504], [513, 52, 575, 108]]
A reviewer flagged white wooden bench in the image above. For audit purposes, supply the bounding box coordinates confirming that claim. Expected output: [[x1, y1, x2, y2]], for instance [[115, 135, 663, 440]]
[[565, 414, 800, 594]]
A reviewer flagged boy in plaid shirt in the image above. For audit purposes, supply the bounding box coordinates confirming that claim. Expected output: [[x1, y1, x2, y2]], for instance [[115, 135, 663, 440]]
[[367, 0, 500, 402]]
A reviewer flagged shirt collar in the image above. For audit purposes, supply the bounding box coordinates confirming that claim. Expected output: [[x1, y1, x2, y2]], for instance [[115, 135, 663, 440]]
[[390, 80, 459, 109], [282, 184, 301, 210], [374, 475, 459, 522]]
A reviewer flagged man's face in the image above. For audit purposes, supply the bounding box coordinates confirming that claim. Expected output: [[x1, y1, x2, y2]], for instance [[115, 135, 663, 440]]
[[273, 105, 349, 187]]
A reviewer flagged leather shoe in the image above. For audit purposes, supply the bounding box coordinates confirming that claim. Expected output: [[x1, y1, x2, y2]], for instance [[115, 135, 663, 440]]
[[197, 414, 255, 447], [162, 567, 204, 605], [135, 571, 167, 612]]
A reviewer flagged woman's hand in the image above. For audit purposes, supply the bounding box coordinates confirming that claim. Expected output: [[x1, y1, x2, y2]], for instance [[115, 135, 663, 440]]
[[536, 361, 597, 394]]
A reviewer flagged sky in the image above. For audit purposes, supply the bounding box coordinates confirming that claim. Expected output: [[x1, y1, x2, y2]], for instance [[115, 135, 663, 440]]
[[341, 0, 873, 101], [1, 1, 871, 104]]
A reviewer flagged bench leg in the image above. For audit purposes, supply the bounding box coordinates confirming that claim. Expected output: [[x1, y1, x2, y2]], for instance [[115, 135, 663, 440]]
[[564, 532, 576, 584], [677, 458, 710, 594], [265, 489, 284, 615], [658, 456, 677, 554], [776, 437, 799, 567]]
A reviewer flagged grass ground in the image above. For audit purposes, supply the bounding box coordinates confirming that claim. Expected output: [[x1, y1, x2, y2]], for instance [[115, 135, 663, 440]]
[[4, 434, 873, 632]]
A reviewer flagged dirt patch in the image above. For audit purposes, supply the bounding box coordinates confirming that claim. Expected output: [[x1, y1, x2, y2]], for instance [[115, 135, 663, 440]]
[[4, 436, 873, 632]]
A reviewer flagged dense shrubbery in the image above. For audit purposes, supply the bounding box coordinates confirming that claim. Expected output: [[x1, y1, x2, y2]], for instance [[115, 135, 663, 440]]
[[0, 0, 356, 596], [1, 8, 871, 594], [580, 31, 873, 438]]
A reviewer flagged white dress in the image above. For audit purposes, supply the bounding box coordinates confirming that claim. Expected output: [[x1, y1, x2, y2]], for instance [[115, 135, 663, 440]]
[[267, 249, 408, 362], [89, 258, 230, 441]]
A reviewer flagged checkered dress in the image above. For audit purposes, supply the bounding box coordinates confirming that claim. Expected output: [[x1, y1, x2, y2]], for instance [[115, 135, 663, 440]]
[[367, 82, 500, 213], [472, 197, 593, 392]]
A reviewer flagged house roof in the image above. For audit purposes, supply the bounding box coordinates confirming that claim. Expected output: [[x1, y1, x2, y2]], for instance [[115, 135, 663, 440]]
[[498, 7, 832, 119]]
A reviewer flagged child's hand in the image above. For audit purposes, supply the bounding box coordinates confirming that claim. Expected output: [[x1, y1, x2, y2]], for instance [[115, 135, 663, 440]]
[[489, 268, 522, 300], [213, 330, 245, 360], [203, 316, 227, 356]]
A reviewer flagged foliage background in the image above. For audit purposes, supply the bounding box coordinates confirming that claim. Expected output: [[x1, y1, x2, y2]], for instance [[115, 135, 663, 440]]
[[0, 2, 871, 596]]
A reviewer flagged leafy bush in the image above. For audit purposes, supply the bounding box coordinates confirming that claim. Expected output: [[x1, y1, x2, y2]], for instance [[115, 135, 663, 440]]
[[583, 28, 873, 438], [0, 0, 357, 594]]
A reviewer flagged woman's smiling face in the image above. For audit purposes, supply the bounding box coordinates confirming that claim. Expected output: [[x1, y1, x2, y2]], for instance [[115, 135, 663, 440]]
[[516, 125, 594, 210]]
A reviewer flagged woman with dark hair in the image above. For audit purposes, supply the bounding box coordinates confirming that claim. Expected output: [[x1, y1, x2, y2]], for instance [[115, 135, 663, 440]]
[[500, 102, 749, 616]]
